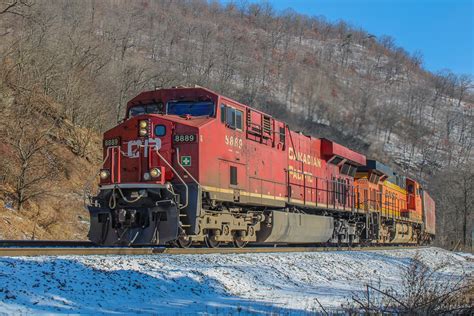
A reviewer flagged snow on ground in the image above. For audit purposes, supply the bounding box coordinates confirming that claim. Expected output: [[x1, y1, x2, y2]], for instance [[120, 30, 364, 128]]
[[0, 247, 472, 315]]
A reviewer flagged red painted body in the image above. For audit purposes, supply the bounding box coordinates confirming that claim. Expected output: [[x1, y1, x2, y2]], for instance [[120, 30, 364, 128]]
[[100, 87, 368, 211], [98, 87, 433, 230]]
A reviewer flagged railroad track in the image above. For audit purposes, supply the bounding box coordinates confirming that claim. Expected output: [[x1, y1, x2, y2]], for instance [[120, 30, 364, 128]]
[[0, 240, 94, 248], [0, 240, 425, 257]]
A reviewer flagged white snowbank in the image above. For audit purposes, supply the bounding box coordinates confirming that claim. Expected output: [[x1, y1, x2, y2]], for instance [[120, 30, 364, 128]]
[[0, 247, 472, 314]]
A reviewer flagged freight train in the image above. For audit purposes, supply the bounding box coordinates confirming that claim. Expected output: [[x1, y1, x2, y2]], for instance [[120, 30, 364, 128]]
[[87, 86, 435, 247]]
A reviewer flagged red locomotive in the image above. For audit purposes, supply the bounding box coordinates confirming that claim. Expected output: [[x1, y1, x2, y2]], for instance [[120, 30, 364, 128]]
[[88, 87, 435, 247]]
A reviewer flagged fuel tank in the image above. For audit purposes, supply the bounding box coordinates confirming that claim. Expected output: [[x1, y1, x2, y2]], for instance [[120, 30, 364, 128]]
[[257, 211, 334, 243]]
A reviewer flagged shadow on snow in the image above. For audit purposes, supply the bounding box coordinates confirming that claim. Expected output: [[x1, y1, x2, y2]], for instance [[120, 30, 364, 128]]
[[0, 256, 308, 315]]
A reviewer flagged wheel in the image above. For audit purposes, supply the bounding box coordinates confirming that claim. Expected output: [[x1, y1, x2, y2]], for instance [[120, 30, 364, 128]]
[[233, 235, 248, 248], [204, 234, 221, 248], [177, 235, 193, 248]]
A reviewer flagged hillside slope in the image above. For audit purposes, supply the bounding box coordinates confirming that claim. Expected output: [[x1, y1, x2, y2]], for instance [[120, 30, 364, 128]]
[[0, 85, 100, 240], [0, 0, 472, 247]]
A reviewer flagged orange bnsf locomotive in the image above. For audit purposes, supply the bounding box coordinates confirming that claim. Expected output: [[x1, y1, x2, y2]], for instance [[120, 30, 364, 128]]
[[88, 87, 435, 247]]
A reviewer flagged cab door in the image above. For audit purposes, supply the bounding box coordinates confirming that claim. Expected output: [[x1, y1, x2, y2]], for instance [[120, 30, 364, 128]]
[[406, 179, 416, 210]]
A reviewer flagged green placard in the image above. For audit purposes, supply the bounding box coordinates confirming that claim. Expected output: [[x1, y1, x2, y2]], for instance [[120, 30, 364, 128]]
[[181, 156, 191, 167]]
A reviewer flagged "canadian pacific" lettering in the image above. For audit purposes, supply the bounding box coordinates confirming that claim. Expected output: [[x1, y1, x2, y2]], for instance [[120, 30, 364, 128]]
[[288, 147, 322, 168]]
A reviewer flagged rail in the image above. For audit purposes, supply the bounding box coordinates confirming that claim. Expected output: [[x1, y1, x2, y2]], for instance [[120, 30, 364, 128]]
[[0, 240, 94, 248], [0, 242, 426, 257]]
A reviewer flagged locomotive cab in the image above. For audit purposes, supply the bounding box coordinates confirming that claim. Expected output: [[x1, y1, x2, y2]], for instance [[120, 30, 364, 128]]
[[88, 88, 218, 246], [404, 178, 423, 221]]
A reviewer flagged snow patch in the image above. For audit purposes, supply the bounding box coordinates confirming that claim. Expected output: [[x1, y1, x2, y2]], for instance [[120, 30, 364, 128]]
[[0, 247, 471, 314]]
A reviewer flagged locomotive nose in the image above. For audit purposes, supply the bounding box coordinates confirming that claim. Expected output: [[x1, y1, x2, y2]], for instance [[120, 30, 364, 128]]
[[109, 116, 172, 185]]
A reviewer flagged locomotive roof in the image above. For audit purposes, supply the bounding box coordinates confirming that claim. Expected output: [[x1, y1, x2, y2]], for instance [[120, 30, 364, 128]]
[[128, 86, 274, 118], [320, 138, 366, 166], [358, 159, 393, 176], [358, 159, 408, 188], [127, 86, 220, 109]]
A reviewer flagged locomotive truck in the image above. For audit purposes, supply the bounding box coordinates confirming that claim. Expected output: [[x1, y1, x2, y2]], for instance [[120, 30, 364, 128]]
[[87, 86, 435, 247]]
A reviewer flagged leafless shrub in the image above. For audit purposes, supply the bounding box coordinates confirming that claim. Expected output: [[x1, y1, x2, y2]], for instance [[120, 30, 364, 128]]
[[346, 253, 473, 315]]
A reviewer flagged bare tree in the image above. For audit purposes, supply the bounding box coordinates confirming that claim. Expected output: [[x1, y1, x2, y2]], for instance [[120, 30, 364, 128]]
[[0, 0, 31, 17], [2, 104, 60, 211]]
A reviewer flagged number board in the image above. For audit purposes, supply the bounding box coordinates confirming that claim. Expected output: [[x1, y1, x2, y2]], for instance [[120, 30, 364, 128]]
[[103, 137, 121, 147], [173, 134, 196, 143]]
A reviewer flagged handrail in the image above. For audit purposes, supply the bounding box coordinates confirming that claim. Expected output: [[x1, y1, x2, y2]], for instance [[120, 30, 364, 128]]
[[154, 148, 189, 210], [83, 146, 115, 208], [285, 168, 357, 210], [176, 147, 201, 189]]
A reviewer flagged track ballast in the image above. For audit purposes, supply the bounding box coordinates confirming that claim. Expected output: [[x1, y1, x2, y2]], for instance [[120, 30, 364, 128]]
[[0, 240, 425, 257]]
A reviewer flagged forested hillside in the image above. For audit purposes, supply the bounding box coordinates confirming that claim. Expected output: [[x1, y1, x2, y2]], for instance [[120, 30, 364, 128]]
[[0, 0, 472, 249]]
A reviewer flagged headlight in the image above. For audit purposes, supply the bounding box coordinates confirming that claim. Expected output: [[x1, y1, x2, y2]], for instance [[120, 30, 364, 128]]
[[138, 120, 149, 137], [150, 168, 161, 178], [143, 172, 151, 181], [139, 120, 148, 129], [99, 169, 110, 180], [139, 128, 148, 137]]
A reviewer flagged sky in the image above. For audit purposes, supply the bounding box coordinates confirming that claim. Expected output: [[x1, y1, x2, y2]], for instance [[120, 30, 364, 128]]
[[221, 0, 474, 76]]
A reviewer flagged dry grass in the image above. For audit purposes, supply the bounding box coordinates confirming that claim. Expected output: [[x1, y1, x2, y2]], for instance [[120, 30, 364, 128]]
[[344, 253, 473, 315], [0, 199, 89, 241], [0, 139, 99, 241]]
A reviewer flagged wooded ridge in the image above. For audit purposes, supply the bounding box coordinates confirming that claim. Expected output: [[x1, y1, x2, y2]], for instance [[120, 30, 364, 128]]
[[0, 0, 472, 250]]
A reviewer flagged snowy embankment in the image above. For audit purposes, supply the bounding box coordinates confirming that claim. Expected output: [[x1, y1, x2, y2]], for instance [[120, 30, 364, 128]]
[[0, 247, 472, 314]]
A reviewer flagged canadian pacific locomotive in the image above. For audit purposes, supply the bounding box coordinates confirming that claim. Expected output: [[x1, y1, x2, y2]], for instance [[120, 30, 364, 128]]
[[88, 86, 435, 247]]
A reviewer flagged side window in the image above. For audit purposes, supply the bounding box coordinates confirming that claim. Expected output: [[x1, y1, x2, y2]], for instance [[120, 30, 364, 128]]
[[279, 127, 285, 147], [226, 107, 236, 128], [220, 104, 226, 123], [235, 110, 243, 130], [230, 166, 238, 185], [222, 105, 243, 131]]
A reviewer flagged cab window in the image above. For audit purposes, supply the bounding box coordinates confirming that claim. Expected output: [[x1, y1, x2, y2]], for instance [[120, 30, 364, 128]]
[[167, 100, 215, 117], [128, 103, 163, 117]]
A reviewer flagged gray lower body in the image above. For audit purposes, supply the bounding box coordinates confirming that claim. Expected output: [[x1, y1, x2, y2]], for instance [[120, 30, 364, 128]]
[[88, 203, 179, 246], [257, 211, 334, 243]]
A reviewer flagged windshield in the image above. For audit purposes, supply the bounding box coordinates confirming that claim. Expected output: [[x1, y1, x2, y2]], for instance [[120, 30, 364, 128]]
[[128, 103, 163, 117], [167, 100, 215, 117]]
